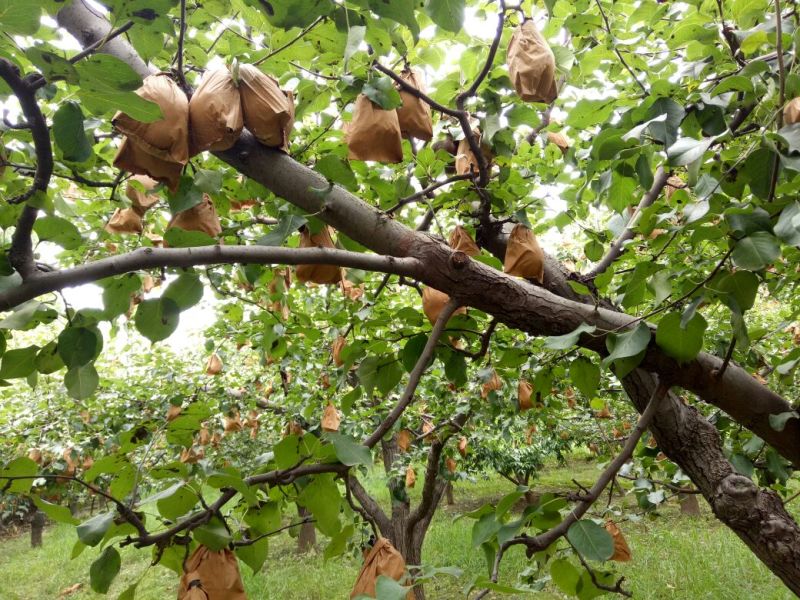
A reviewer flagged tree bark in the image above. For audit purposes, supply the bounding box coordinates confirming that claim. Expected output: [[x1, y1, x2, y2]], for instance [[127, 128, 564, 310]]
[[30, 510, 44, 548], [296, 505, 315, 553], [445, 482, 454, 506]]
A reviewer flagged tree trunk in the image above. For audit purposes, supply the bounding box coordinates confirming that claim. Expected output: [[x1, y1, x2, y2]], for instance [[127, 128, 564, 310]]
[[30, 510, 44, 548], [296, 505, 315, 553], [679, 493, 701, 516], [445, 482, 454, 506]]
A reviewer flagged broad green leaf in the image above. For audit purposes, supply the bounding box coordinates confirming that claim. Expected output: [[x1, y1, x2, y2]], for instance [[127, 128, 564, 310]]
[[0, 0, 41, 35], [731, 232, 781, 270], [167, 176, 204, 214], [33, 215, 83, 250], [0, 456, 38, 493], [667, 137, 713, 166], [32, 496, 79, 525], [550, 558, 581, 595], [298, 473, 341, 536], [77, 512, 114, 547], [257, 214, 307, 246], [90, 546, 121, 593], [260, 0, 333, 29], [374, 575, 411, 600], [775, 201, 800, 247], [655, 312, 707, 364], [236, 537, 269, 574], [544, 323, 596, 350], [0, 345, 39, 379], [569, 357, 601, 398], [194, 516, 233, 551], [714, 270, 759, 312], [362, 76, 403, 110], [566, 519, 614, 561], [134, 298, 181, 342], [163, 272, 204, 311], [315, 155, 358, 190], [53, 102, 93, 163], [325, 432, 372, 466], [75, 55, 162, 122], [65, 364, 99, 400], [344, 25, 367, 69], [424, 0, 465, 32], [604, 322, 651, 377], [58, 327, 100, 369], [156, 484, 197, 520]]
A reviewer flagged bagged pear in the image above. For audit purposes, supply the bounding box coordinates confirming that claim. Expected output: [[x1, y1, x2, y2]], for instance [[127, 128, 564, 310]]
[[332, 336, 347, 367], [126, 174, 160, 214], [405, 466, 416, 488], [448, 226, 480, 256], [105, 208, 143, 235], [785, 98, 800, 124], [346, 94, 403, 163], [238, 64, 294, 151], [205, 353, 223, 375], [178, 545, 247, 600], [547, 131, 569, 154], [454, 131, 491, 176], [396, 68, 433, 141], [604, 520, 632, 562], [167, 194, 222, 238], [503, 224, 545, 283], [189, 68, 244, 154], [113, 74, 189, 191], [296, 226, 343, 284], [518, 379, 533, 411], [322, 402, 341, 432], [421, 286, 466, 325], [397, 429, 413, 452], [458, 436, 468, 458], [507, 20, 558, 103], [351, 538, 411, 599], [481, 369, 503, 398]]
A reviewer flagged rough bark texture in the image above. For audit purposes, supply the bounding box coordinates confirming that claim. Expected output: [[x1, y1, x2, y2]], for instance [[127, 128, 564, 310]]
[[296, 505, 315, 553], [30, 510, 44, 548]]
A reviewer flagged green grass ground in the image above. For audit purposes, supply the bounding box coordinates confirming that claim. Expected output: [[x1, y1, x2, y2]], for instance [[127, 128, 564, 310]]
[[0, 458, 794, 599]]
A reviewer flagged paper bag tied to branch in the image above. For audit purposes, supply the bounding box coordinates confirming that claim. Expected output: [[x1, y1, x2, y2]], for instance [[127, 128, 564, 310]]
[[189, 68, 244, 155], [177, 545, 247, 600], [295, 226, 343, 285], [113, 74, 189, 192], [105, 208, 143, 235], [422, 287, 466, 325], [454, 130, 492, 176], [604, 520, 632, 562], [126, 174, 160, 214], [351, 538, 412, 599], [167, 194, 222, 239], [238, 64, 294, 151], [518, 379, 533, 411], [322, 402, 341, 432], [396, 68, 433, 141], [785, 98, 800, 124], [507, 20, 558, 103], [503, 224, 545, 283], [346, 94, 403, 163], [449, 226, 480, 256]]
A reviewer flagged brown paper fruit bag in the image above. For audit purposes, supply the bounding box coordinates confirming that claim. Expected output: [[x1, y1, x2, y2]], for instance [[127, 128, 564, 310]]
[[346, 94, 403, 163], [205, 353, 223, 375], [397, 429, 413, 452], [785, 98, 800, 124], [518, 379, 533, 411], [113, 74, 189, 192], [405, 466, 417, 489], [189, 68, 244, 154], [332, 336, 347, 367], [322, 402, 341, 432], [448, 226, 480, 256], [604, 520, 632, 562], [296, 226, 343, 284], [421, 287, 466, 325], [351, 538, 411, 599], [458, 436, 468, 458], [547, 131, 569, 154], [167, 194, 222, 238], [178, 545, 247, 600], [126, 174, 160, 214], [507, 20, 558, 103], [481, 369, 503, 398], [396, 68, 433, 141], [105, 208, 143, 235], [238, 64, 294, 151], [503, 224, 545, 283], [454, 131, 492, 176]]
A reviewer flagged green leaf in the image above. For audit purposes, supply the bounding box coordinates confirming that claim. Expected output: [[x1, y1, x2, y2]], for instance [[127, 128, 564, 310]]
[[550, 558, 581, 595], [543, 323, 596, 350], [26, 47, 79, 84], [77, 512, 114, 547], [374, 575, 411, 600], [75, 55, 162, 122], [471, 512, 501, 547], [167, 176, 204, 214], [731, 232, 781, 270], [0, 345, 39, 379], [58, 327, 100, 368], [775, 201, 800, 247], [101, 274, 142, 319], [163, 272, 204, 311], [118, 583, 138, 600], [65, 364, 99, 400], [344, 25, 367, 69], [400, 335, 427, 372], [569, 357, 601, 398], [162, 228, 216, 248], [324, 524, 354, 561], [298, 473, 341, 536], [134, 298, 180, 342], [424, 0, 464, 32], [655, 312, 707, 364], [193, 169, 223, 194], [0, 0, 40, 35], [235, 537, 269, 574], [325, 432, 372, 466], [0, 456, 38, 493], [604, 322, 651, 377], [260, 0, 333, 29], [566, 99, 614, 129], [194, 516, 233, 551], [769, 411, 798, 432], [33, 215, 83, 250], [566, 520, 614, 561], [90, 546, 121, 594], [156, 484, 197, 521], [365, 0, 419, 40], [714, 270, 759, 312], [315, 155, 358, 190], [32, 496, 79, 525], [53, 102, 93, 163], [362, 76, 403, 110], [667, 137, 712, 166], [257, 214, 307, 246]]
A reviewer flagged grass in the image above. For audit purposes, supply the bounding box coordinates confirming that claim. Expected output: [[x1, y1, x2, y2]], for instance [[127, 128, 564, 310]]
[[0, 456, 795, 599]]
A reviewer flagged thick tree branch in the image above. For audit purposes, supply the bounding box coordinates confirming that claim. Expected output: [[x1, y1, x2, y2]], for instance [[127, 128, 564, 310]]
[[0, 246, 421, 310], [584, 166, 670, 280], [346, 473, 392, 536], [362, 298, 461, 448]]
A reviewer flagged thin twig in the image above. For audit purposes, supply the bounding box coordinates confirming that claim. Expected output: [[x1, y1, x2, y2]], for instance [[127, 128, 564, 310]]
[[594, 0, 648, 94], [254, 16, 325, 66], [386, 174, 473, 214], [175, 0, 189, 92]]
